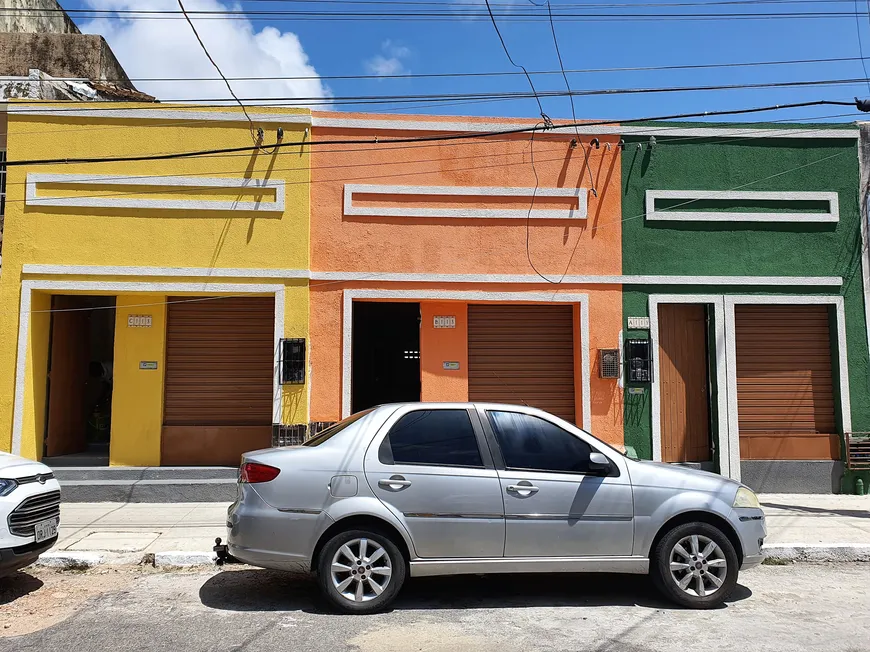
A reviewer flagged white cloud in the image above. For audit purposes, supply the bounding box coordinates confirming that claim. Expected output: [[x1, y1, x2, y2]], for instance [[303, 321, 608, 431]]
[[80, 0, 329, 105], [382, 39, 410, 59], [363, 39, 411, 77]]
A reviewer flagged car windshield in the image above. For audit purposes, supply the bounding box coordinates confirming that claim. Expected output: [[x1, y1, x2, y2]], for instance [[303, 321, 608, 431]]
[[302, 409, 373, 447]]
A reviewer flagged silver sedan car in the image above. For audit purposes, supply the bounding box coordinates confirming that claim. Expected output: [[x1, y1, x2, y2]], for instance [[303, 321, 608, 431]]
[[226, 403, 766, 613]]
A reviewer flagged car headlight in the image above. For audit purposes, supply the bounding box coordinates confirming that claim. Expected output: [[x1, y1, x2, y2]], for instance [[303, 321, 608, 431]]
[[733, 486, 761, 509], [0, 478, 18, 497]]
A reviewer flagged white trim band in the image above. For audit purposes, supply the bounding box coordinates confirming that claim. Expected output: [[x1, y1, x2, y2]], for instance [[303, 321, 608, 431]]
[[344, 184, 587, 220], [311, 116, 858, 140], [8, 106, 312, 125], [26, 173, 286, 213], [645, 190, 840, 223], [21, 265, 844, 287]]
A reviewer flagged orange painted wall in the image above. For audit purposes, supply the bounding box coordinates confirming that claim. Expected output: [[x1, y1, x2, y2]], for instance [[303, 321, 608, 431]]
[[309, 112, 624, 445], [310, 112, 622, 278], [420, 302, 469, 403]]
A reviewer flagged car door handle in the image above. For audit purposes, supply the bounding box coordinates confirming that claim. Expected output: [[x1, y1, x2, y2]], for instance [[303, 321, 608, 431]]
[[507, 483, 539, 496], [378, 476, 412, 490]]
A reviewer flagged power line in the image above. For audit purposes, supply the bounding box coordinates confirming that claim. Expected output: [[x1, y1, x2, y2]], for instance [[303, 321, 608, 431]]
[[855, 0, 870, 93], [22, 147, 855, 313], [10, 8, 870, 22], [61, 55, 870, 84], [539, 0, 597, 197], [0, 111, 859, 198], [3, 100, 861, 167], [482, 0, 547, 118], [176, 0, 259, 145], [116, 77, 870, 105], [11, 77, 870, 111]]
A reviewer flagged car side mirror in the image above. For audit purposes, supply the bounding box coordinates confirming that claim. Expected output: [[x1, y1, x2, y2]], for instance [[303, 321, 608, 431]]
[[588, 452, 612, 476]]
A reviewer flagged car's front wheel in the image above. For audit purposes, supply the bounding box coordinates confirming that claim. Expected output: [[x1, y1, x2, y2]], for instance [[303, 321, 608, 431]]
[[317, 529, 406, 614], [651, 521, 739, 609]]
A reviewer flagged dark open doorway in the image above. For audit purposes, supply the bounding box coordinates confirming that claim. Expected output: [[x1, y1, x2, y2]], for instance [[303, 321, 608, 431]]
[[43, 295, 116, 466], [352, 302, 421, 413]]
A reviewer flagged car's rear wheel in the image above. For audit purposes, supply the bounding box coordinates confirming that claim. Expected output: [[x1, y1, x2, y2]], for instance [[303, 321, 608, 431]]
[[317, 529, 406, 614], [651, 521, 739, 609]]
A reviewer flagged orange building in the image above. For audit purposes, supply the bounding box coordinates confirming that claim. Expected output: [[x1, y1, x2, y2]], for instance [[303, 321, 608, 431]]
[[308, 113, 624, 447]]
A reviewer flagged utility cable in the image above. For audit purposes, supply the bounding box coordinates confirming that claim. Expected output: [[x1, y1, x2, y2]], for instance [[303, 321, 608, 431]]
[[541, 0, 597, 197], [0, 111, 859, 198], [22, 148, 854, 314], [176, 0, 260, 146], [51, 55, 870, 84], [2, 99, 862, 167], [855, 0, 870, 92], [482, 0, 548, 120], [13, 76, 870, 109], [523, 123, 558, 283]]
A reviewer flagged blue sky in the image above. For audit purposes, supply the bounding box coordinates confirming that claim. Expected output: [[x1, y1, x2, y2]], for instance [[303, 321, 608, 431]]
[[65, 0, 870, 123]]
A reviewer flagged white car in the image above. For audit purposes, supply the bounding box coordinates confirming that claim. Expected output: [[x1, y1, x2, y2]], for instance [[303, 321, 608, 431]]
[[0, 452, 61, 577]]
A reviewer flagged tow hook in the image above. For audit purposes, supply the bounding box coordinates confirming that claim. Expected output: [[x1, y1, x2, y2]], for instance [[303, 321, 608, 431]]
[[213, 537, 238, 566]]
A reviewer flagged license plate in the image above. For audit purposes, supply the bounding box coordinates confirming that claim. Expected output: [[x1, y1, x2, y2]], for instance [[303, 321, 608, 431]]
[[34, 517, 58, 543]]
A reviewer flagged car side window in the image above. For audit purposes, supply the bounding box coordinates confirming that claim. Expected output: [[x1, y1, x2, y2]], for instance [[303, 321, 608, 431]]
[[380, 409, 483, 468], [488, 411, 592, 474]]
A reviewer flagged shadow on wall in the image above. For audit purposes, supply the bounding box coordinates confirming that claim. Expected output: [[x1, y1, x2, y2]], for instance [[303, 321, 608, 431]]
[[590, 355, 619, 421]]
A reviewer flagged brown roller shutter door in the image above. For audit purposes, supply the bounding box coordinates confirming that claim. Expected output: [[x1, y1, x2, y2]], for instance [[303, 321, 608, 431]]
[[735, 305, 839, 461], [162, 296, 274, 465], [468, 305, 576, 423]]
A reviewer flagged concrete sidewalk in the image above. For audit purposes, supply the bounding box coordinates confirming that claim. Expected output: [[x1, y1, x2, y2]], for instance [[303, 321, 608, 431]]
[[38, 494, 870, 568]]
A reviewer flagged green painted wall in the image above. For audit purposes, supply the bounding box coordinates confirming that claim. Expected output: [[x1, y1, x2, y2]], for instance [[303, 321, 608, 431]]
[[620, 130, 870, 491]]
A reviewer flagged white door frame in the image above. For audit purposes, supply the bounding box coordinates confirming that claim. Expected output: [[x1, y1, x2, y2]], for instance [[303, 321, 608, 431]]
[[341, 289, 591, 430], [723, 295, 850, 481], [649, 293, 851, 481], [12, 279, 285, 456], [649, 295, 729, 475]]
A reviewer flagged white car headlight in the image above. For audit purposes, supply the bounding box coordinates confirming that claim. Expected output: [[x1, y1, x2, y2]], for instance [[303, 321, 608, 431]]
[[733, 486, 761, 509], [0, 478, 17, 497]]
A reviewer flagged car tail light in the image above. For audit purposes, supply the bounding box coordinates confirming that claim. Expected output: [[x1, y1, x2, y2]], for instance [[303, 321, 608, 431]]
[[239, 462, 281, 484]]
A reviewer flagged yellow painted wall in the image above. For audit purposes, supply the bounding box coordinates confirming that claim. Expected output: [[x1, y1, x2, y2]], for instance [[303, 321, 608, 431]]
[[280, 283, 311, 425], [21, 292, 51, 460], [110, 295, 167, 466], [0, 104, 312, 461]]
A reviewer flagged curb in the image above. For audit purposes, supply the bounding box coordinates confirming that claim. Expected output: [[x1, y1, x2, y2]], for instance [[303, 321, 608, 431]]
[[762, 544, 870, 563], [36, 551, 107, 569], [35, 550, 219, 570], [152, 551, 218, 567]]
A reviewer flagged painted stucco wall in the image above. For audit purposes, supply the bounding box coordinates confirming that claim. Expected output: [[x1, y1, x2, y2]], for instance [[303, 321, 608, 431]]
[[111, 294, 167, 466], [308, 112, 624, 443], [310, 112, 623, 277], [620, 130, 870, 472], [0, 104, 312, 460], [420, 302, 469, 403]]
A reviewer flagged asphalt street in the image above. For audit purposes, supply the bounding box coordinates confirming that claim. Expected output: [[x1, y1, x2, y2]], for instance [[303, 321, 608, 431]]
[[2, 563, 868, 651]]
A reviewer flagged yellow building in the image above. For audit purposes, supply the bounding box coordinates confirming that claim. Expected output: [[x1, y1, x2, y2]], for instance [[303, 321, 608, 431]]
[[0, 103, 311, 466]]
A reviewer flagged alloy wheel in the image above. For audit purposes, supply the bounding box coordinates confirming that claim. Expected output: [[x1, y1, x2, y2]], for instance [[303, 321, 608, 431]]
[[330, 537, 393, 603], [668, 534, 728, 598]]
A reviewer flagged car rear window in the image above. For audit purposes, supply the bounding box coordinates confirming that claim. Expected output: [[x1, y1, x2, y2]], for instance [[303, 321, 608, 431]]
[[302, 409, 372, 447]]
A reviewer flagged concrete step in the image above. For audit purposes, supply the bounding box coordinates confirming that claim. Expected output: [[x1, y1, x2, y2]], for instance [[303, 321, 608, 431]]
[[49, 466, 238, 503]]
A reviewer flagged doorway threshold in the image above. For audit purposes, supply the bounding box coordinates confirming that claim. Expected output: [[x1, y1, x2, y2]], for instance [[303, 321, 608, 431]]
[[43, 442, 109, 467]]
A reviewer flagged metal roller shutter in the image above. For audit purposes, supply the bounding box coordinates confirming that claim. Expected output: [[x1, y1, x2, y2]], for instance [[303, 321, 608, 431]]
[[468, 304, 576, 423], [162, 296, 274, 465], [735, 305, 839, 461]]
